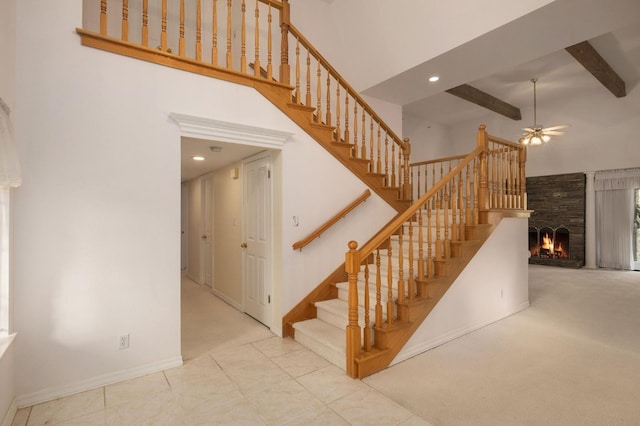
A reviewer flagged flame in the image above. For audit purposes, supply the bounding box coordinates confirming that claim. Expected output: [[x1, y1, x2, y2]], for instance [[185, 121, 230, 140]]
[[541, 232, 554, 254]]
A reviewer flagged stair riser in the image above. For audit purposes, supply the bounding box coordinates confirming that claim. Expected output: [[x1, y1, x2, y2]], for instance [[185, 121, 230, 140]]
[[316, 308, 380, 342], [336, 287, 402, 317], [293, 330, 345, 370]]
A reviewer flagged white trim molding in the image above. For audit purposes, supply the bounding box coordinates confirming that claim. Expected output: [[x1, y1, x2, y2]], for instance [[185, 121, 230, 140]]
[[169, 113, 294, 149], [16, 356, 183, 409], [1, 398, 16, 426]]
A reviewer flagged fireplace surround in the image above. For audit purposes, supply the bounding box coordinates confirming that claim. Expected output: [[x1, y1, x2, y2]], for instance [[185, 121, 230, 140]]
[[526, 172, 585, 267]]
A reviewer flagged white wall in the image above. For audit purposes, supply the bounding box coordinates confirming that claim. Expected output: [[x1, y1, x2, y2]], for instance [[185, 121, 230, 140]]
[[445, 80, 640, 177], [12, 0, 397, 403], [395, 217, 530, 364], [403, 114, 455, 162]]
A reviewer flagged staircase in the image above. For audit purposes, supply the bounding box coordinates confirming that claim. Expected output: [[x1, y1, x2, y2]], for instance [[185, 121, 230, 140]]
[[77, 0, 529, 379], [293, 207, 495, 375]]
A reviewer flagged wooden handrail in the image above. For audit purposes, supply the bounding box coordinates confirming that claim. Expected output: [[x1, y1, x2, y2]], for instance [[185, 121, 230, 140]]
[[258, 0, 283, 9], [287, 24, 405, 149], [292, 189, 371, 250], [410, 153, 467, 168], [487, 133, 522, 149]]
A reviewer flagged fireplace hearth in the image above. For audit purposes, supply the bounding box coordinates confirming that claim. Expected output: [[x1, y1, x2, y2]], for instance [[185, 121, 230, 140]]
[[526, 173, 585, 268]]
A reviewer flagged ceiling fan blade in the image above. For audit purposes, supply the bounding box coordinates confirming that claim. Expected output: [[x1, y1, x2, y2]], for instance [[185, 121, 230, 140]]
[[542, 124, 569, 131], [523, 127, 536, 132], [543, 131, 565, 136]]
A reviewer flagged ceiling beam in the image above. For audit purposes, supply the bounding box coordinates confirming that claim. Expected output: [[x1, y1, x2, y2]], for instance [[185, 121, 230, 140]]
[[565, 41, 626, 98], [445, 84, 522, 121]]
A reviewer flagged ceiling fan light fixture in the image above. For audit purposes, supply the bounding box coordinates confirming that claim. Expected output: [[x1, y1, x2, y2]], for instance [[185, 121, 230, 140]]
[[520, 78, 567, 146]]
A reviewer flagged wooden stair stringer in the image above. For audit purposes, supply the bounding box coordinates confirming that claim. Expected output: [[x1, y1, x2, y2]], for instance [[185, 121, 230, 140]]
[[253, 82, 410, 213], [352, 220, 501, 379]]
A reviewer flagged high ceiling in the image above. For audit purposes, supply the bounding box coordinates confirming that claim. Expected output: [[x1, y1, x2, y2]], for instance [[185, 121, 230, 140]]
[[362, 0, 640, 135]]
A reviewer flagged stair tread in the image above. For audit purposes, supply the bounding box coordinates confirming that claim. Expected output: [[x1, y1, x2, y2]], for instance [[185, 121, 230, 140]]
[[293, 318, 345, 352]]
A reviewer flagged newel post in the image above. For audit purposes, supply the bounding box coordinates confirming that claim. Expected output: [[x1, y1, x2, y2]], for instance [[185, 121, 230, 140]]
[[279, 0, 291, 85], [402, 138, 412, 201], [345, 241, 361, 378], [519, 144, 527, 209], [477, 124, 489, 215]]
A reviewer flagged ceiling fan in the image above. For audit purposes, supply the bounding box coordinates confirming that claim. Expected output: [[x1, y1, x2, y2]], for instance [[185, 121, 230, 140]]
[[520, 78, 568, 146]]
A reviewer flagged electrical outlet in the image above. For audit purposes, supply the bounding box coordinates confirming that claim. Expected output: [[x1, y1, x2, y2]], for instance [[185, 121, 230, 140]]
[[119, 334, 130, 350]]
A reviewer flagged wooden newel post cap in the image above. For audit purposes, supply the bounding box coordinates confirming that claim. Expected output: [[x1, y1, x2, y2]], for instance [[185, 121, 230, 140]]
[[345, 241, 359, 273], [478, 124, 486, 131]]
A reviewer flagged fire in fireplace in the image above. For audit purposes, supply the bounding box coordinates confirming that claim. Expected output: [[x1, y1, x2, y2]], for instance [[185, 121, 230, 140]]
[[529, 226, 570, 260]]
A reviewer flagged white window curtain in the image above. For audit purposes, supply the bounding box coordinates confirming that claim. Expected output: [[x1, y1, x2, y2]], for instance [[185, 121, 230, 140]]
[[0, 97, 19, 335], [594, 168, 640, 270], [0, 97, 21, 189]]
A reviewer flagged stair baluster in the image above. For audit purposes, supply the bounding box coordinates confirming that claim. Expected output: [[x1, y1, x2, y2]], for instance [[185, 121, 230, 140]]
[[211, 0, 218, 65], [121, 0, 129, 41]]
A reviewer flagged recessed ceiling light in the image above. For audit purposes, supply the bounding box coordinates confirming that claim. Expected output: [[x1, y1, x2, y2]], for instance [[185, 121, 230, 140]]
[[193, 156, 205, 161], [428, 76, 440, 83]]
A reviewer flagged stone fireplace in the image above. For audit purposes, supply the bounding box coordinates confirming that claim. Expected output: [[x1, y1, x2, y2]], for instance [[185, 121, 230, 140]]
[[526, 173, 585, 267]]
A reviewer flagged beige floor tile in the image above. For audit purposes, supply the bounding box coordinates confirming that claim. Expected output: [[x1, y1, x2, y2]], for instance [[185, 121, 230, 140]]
[[244, 378, 325, 425], [280, 406, 349, 426], [224, 358, 292, 395], [183, 397, 267, 425], [105, 389, 183, 426], [53, 410, 106, 426], [252, 336, 304, 358], [210, 343, 269, 371], [104, 372, 170, 408], [271, 348, 331, 378], [397, 415, 433, 426], [27, 388, 104, 426], [329, 389, 414, 426], [10, 408, 30, 426], [297, 365, 370, 404]]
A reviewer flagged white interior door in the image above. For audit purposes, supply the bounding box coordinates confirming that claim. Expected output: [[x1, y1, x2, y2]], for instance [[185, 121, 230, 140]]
[[202, 175, 214, 287], [181, 183, 188, 271], [242, 153, 272, 326]]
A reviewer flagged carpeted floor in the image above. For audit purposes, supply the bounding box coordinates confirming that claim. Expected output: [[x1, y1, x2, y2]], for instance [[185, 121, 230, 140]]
[[363, 265, 640, 426]]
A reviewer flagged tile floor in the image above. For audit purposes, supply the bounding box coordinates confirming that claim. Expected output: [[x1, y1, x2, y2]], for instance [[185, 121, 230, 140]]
[[11, 277, 430, 426]]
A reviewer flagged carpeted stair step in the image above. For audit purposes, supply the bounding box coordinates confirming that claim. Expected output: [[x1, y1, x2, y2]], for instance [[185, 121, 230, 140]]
[[292, 318, 345, 370]]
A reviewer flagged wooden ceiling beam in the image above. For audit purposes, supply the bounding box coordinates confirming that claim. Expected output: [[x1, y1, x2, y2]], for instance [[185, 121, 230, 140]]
[[445, 84, 522, 121], [565, 41, 626, 98]]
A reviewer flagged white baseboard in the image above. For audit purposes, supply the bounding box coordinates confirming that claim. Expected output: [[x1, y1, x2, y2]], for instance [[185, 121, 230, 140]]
[[1, 399, 16, 426], [211, 288, 243, 311], [392, 301, 530, 365], [16, 356, 183, 409]]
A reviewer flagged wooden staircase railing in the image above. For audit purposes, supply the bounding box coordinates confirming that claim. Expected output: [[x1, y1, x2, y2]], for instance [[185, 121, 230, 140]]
[[292, 189, 371, 251], [286, 24, 412, 201], [344, 124, 528, 378], [79, 0, 411, 210]]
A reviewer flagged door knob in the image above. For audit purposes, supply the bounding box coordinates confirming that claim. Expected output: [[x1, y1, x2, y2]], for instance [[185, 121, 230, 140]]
[[241, 242, 248, 248], [201, 235, 207, 239]]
